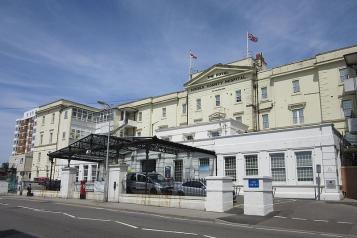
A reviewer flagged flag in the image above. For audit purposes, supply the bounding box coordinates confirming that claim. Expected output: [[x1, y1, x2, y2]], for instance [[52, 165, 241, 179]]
[[190, 52, 198, 59], [248, 33, 258, 42]]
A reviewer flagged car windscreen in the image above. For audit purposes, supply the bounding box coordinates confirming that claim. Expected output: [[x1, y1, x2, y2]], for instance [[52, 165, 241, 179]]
[[148, 174, 165, 183]]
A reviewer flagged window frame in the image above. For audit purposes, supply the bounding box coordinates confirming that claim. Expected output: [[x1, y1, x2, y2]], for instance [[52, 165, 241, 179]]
[[196, 98, 202, 111], [245, 154, 258, 176], [262, 114, 269, 129], [224, 156, 236, 181], [295, 151, 314, 182], [235, 90, 242, 103], [292, 108, 304, 124], [292, 80, 300, 93], [215, 95, 221, 107], [270, 153, 286, 182], [182, 103, 187, 114], [261, 87, 268, 100], [162, 108, 167, 118]]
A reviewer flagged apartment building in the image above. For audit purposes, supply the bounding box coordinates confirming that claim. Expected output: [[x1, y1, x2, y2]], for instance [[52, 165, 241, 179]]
[[8, 108, 38, 181], [30, 99, 121, 180]]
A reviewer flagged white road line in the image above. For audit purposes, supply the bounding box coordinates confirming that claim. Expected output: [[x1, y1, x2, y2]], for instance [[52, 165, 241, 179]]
[[274, 216, 287, 219], [291, 217, 308, 221], [203, 235, 216, 238], [62, 213, 76, 219], [77, 217, 110, 222], [314, 219, 329, 223], [114, 221, 138, 229], [0, 203, 8, 206], [254, 227, 343, 237], [337, 221, 353, 225], [142, 228, 198, 236]]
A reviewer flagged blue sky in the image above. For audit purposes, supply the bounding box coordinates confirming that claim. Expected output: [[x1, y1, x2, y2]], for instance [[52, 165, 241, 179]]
[[0, 0, 356, 163]]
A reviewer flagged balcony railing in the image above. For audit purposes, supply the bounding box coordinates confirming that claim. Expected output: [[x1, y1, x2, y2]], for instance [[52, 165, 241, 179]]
[[348, 118, 357, 134]]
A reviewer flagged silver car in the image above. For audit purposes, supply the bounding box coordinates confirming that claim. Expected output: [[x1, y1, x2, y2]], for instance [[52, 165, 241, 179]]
[[126, 172, 173, 194], [174, 180, 206, 196]]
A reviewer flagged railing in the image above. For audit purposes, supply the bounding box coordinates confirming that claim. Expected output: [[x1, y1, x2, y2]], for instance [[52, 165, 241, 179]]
[[272, 185, 325, 200], [344, 77, 357, 93]]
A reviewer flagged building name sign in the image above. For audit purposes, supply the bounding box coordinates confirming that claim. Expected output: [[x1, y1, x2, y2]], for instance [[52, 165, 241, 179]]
[[248, 179, 259, 188], [190, 74, 247, 92]]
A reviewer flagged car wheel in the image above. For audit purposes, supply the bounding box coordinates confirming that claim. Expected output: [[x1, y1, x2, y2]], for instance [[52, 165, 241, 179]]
[[178, 191, 185, 196]]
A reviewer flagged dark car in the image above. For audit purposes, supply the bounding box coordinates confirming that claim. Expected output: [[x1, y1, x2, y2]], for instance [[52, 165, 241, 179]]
[[126, 172, 173, 194]]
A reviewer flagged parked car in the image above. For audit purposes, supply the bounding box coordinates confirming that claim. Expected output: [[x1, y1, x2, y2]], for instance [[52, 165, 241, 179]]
[[174, 180, 206, 196], [126, 172, 174, 194], [174, 180, 237, 201]]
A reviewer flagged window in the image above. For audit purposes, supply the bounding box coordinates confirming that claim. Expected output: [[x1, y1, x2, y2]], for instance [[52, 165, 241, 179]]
[[162, 108, 166, 118], [64, 111, 68, 119], [262, 114, 269, 129], [293, 108, 304, 124], [20, 158, 24, 164], [215, 95, 220, 107], [49, 131, 53, 144], [75, 166, 79, 182], [296, 151, 313, 181], [261, 87, 268, 99], [62, 131, 66, 140], [70, 129, 75, 139], [199, 158, 210, 173], [342, 100, 353, 117], [42, 116, 45, 125], [196, 98, 202, 110], [245, 155, 258, 176], [224, 156, 236, 181], [182, 103, 187, 114], [40, 133, 44, 145], [138, 112, 142, 122], [270, 153, 286, 181], [83, 165, 88, 181], [91, 165, 97, 182], [235, 90, 241, 102], [210, 130, 220, 138], [51, 113, 55, 124], [339, 68, 352, 81], [184, 134, 194, 141], [174, 160, 183, 182], [235, 116, 242, 123], [292, 80, 300, 93], [38, 152, 41, 162]]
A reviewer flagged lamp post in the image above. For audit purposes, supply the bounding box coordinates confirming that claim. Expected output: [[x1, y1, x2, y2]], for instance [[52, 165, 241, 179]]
[[97, 100, 111, 202]]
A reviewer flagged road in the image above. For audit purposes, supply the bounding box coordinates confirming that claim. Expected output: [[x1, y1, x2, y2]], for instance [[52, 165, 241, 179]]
[[0, 197, 352, 238]]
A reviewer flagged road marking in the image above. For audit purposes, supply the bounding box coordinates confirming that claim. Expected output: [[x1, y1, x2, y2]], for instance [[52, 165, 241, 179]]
[[337, 221, 353, 225], [142, 228, 198, 236], [0, 203, 8, 206], [62, 213, 76, 219], [274, 216, 287, 219], [114, 221, 138, 229], [273, 199, 297, 205], [314, 219, 329, 223], [203, 235, 216, 238], [291, 217, 308, 221], [77, 217, 111, 222], [255, 227, 344, 237]]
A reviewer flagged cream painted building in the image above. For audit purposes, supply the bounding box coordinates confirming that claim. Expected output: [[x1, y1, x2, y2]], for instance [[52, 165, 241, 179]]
[[117, 45, 357, 141], [31, 99, 122, 181]]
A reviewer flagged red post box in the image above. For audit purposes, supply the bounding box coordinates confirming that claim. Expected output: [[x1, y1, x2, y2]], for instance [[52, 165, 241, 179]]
[[80, 180, 86, 199]]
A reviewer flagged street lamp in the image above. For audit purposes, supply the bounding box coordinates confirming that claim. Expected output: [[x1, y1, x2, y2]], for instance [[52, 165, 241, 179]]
[[97, 100, 111, 202]]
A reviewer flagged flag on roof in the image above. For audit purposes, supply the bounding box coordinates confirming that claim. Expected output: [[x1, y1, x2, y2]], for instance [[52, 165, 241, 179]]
[[248, 33, 258, 42], [190, 52, 198, 59]]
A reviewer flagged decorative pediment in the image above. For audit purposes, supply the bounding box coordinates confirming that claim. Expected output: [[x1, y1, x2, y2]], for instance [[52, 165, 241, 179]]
[[209, 112, 226, 121], [184, 64, 252, 89]]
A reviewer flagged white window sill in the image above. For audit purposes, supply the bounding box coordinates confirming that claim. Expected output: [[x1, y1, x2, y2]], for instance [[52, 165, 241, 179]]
[[234, 101, 243, 105]]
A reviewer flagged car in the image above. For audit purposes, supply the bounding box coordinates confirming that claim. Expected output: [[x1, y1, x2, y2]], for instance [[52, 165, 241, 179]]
[[174, 180, 206, 197], [126, 172, 173, 195], [174, 180, 238, 201]]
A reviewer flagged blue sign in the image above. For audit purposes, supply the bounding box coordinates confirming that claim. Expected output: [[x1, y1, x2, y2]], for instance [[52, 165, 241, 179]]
[[248, 179, 259, 188]]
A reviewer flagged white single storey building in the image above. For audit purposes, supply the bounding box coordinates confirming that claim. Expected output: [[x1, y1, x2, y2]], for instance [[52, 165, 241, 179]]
[[156, 121, 343, 200]]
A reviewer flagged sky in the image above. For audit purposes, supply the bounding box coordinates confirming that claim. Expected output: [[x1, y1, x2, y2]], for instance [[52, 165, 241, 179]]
[[0, 0, 356, 163]]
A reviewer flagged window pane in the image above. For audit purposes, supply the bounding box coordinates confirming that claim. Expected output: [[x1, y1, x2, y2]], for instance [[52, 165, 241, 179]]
[[296, 151, 313, 181], [293, 80, 300, 93], [270, 153, 286, 181], [224, 156, 236, 181], [262, 114, 269, 129], [215, 95, 220, 107], [235, 90, 241, 102], [261, 87, 267, 99], [245, 155, 258, 176]]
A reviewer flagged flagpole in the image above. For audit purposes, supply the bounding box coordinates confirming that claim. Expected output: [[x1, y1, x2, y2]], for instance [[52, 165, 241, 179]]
[[246, 32, 249, 58], [189, 50, 192, 80]]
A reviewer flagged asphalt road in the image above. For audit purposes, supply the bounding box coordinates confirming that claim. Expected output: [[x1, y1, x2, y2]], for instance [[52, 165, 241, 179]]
[[0, 197, 352, 238]]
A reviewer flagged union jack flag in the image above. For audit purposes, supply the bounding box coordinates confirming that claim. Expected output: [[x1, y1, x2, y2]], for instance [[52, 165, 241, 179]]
[[190, 52, 197, 59], [248, 33, 258, 42]]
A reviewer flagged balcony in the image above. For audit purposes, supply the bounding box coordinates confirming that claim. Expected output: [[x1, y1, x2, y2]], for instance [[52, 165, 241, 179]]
[[119, 119, 137, 128], [343, 77, 357, 94], [348, 118, 357, 134]]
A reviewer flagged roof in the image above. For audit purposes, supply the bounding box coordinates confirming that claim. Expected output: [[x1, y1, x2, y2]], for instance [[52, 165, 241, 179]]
[[48, 134, 215, 162]]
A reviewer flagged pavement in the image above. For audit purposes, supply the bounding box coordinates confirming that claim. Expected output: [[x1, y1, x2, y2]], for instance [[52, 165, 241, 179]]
[[1, 194, 357, 237]]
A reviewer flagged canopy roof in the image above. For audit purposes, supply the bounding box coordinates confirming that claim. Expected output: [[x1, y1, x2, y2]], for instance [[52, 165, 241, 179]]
[[48, 134, 216, 163]]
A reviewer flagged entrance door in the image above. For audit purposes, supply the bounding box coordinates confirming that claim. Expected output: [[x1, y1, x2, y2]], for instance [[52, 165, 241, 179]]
[[174, 160, 183, 182]]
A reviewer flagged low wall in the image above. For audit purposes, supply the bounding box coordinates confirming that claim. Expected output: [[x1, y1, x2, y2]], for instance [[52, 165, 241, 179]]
[[119, 194, 206, 210], [0, 181, 8, 195]]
